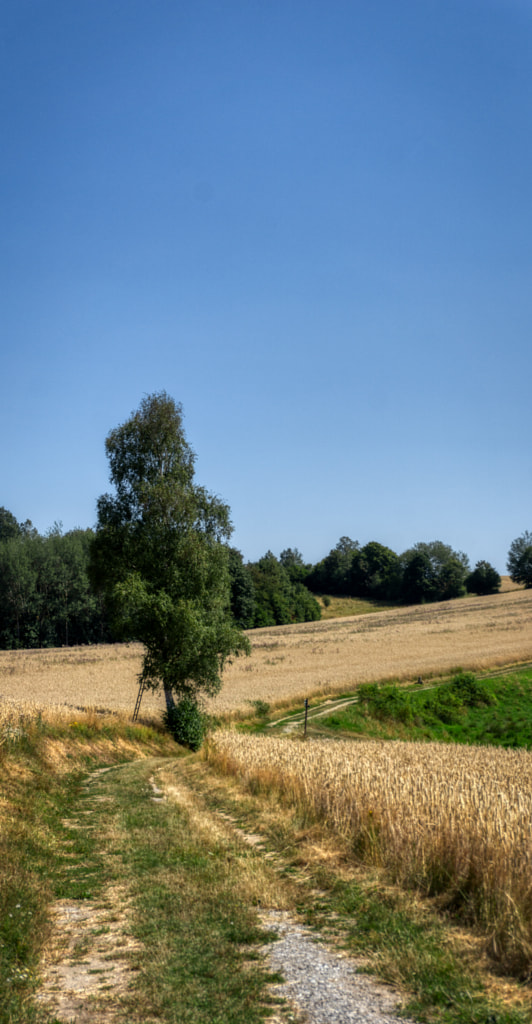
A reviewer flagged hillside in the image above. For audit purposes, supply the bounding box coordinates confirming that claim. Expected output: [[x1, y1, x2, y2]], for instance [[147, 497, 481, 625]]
[[0, 587, 531, 718]]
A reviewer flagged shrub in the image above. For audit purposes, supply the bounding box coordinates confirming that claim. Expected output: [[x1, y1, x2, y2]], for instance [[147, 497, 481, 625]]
[[249, 699, 271, 719], [448, 671, 493, 706], [164, 697, 206, 751], [358, 684, 413, 723]]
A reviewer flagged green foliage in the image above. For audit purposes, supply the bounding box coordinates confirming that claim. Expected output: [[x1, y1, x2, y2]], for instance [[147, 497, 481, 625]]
[[325, 670, 532, 749], [400, 540, 470, 603], [448, 671, 495, 706], [279, 547, 310, 584], [306, 535, 471, 607], [0, 506, 23, 542], [465, 560, 501, 595], [243, 551, 288, 627], [358, 673, 494, 728], [163, 696, 206, 750], [350, 541, 402, 600], [306, 536, 359, 595], [400, 550, 435, 604], [90, 393, 250, 704], [0, 519, 111, 649], [227, 547, 256, 628], [247, 550, 320, 627], [357, 683, 414, 724], [248, 699, 271, 719], [507, 530, 532, 588]]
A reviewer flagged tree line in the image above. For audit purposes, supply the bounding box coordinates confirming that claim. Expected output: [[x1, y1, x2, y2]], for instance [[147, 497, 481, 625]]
[[0, 509, 110, 649], [2, 392, 531, 750], [0, 507, 320, 648], [1, 508, 530, 651]]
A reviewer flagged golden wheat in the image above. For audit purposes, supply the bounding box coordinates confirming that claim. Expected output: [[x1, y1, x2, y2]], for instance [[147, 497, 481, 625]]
[[0, 588, 531, 715], [212, 588, 532, 714], [209, 731, 532, 973]]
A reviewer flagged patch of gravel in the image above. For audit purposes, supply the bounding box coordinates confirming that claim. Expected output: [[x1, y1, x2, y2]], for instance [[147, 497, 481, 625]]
[[261, 911, 415, 1024]]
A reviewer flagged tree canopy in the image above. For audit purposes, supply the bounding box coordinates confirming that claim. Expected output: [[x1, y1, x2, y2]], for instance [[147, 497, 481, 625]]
[[89, 392, 250, 713], [400, 541, 470, 603], [507, 531, 532, 589], [465, 560, 501, 596]]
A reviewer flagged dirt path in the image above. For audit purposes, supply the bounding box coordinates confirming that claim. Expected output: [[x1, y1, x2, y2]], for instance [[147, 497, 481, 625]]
[[34, 758, 416, 1024], [35, 767, 142, 1023]]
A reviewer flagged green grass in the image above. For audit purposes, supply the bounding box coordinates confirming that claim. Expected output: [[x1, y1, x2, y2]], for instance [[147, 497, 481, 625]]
[[0, 715, 175, 1024], [0, 718, 286, 1024], [330, 880, 517, 1024], [319, 668, 532, 748], [0, 767, 105, 1022], [104, 760, 283, 1023]]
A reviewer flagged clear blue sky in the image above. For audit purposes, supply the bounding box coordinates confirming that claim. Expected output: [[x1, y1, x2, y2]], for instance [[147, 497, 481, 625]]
[[2, 0, 530, 573]]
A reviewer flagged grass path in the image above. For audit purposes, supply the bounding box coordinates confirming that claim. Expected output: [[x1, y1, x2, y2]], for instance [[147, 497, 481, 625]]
[[34, 755, 291, 1024], [27, 752, 532, 1024]]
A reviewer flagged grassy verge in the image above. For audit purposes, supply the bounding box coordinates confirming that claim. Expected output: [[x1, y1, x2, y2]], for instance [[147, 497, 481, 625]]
[[0, 708, 175, 1023], [317, 668, 532, 747]]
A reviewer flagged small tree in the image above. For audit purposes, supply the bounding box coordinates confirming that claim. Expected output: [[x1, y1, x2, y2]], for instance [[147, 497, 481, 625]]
[[507, 531, 532, 589], [465, 560, 501, 596], [89, 393, 250, 740]]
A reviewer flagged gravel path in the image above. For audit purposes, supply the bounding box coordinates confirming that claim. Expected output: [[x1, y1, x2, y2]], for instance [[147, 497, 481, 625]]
[[261, 911, 415, 1024]]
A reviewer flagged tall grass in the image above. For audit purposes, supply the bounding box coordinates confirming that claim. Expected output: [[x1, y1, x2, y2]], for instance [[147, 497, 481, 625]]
[[208, 732, 532, 979]]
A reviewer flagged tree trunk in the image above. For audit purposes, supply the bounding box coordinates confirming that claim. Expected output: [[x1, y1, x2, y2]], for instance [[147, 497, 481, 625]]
[[164, 686, 176, 713]]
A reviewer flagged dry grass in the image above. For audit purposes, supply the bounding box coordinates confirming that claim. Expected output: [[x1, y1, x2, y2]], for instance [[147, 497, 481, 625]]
[[208, 731, 532, 977], [500, 575, 525, 593], [0, 588, 531, 717]]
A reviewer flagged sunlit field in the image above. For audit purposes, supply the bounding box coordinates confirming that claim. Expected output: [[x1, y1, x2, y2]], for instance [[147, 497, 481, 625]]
[[209, 731, 532, 977], [0, 585, 531, 717]]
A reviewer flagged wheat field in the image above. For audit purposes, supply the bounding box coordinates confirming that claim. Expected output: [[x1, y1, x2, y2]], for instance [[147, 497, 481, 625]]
[[209, 731, 532, 974], [0, 586, 531, 717]]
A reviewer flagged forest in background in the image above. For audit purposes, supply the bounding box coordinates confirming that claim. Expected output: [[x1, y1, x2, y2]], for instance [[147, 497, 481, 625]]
[[0, 505, 507, 650]]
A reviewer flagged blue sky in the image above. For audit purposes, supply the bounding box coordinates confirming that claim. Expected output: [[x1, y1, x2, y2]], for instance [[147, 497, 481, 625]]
[[1, 0, 531, 573]]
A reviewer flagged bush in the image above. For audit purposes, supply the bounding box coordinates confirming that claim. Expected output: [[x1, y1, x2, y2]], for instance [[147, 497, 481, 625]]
[[425, 689, 462, 725], [448, 671, 493, 707], [164, 697, 206, 751], [358, 684, 413, 724], [249, 699, 271, 719]]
